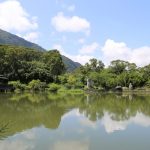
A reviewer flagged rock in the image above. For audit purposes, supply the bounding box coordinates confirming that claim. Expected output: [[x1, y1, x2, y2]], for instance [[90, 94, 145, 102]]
[[122, 87, 129, 91], [115, 86, 122, 92]]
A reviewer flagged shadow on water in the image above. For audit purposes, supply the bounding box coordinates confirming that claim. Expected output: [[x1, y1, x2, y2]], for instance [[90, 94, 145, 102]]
[[0, 92, 150, 139]]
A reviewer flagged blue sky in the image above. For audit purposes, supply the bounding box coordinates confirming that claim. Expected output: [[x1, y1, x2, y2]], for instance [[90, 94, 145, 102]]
[[0, 0, 150, 66]]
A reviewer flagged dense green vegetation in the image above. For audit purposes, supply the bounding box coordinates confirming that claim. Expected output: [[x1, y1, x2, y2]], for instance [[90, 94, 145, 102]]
[[0, 29, 45, 51], [0, 45, 65, 84], [1, 44, 150, 92], [0, 29, 81, 72], [62, 55, 81, 72], [59, 58, 150, 91]]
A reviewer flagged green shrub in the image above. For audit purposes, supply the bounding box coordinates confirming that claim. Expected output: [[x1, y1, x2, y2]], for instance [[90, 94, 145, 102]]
[[8, 81, 26, 91], [146, 80, 150, 88], [64, 83, 72, 89], [58, 75, 68, 84], [28, 80, 47, 91], [48, 83, 61, 92], [84, 86, 89, 90], [74, 82, 84, 89]]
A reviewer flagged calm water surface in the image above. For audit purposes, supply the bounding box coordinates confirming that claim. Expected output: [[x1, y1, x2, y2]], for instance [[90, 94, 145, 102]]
[[0, 92, 150, 150]]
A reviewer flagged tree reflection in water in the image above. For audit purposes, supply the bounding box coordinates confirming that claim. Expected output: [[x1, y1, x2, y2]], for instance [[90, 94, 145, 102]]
[[0, 92, 150, 137], [0, 122, 11, 140]]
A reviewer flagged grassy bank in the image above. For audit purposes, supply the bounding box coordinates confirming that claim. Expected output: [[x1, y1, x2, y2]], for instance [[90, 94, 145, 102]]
[[8, 80, 84, 94]]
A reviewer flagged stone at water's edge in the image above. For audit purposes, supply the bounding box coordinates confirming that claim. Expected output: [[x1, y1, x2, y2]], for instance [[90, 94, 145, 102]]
[[115, 86, 122, 92]]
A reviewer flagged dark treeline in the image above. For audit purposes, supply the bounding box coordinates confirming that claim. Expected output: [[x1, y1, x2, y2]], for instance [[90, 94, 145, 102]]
[[0, 45, 65, 83], [1, 45, 150, 91], [59, 58, 150, 90]]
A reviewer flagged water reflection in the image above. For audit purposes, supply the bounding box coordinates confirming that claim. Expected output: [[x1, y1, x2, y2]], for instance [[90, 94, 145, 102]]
[[0, 122, 10, 139], [0, 92, 150, 149], [101, 111, 150, 133]]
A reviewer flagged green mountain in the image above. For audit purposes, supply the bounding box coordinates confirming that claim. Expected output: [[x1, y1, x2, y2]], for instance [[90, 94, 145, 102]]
[[0, 29, 81, 71], [0, 29, 45, 51], [62, 55, 81, 72]]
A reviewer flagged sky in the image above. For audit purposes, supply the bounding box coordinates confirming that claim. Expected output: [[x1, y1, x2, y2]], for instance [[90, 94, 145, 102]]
[[0, 0, 150, 66]]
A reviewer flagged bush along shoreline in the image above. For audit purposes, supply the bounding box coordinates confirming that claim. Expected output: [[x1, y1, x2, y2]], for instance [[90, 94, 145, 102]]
[[1, 44, 150, 93], [8, 79, 150, 95], [8, 80, 84, 94]]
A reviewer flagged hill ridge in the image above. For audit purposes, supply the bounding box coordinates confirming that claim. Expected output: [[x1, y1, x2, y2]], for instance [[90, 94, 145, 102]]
[[0, 29, 81, 71]]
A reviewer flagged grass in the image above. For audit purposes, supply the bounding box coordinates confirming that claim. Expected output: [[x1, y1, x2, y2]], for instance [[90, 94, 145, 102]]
[[58, 88, 84, 94]]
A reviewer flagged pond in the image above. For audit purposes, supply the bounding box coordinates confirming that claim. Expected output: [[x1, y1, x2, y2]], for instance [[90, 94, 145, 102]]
[[0, 92, 150, 150]]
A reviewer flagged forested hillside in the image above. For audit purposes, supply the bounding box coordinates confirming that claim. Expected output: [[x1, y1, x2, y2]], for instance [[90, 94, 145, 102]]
[[0, 29, 45, 51], [0, 45, 65, 83], [62, 55, 81, 72], [0, 29, 81, 72]]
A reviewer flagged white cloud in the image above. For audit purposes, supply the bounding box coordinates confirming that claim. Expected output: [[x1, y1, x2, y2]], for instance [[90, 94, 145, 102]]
[[0, 139, 34, 150], [101, 39, 131, 65], [51, 12, 90, 34], [62, 109, 84, 120], [130, 47, 150, 67], [21, 129, 36, 140], [52, 44, 65, 54], [68, 5, 75, 12], [53, 140, 89, 150], [78, 38, 85, 44], [79, 42, 99, 54], [0, 0, 38, 32], [23, 32, 39, 43], [68, 54, 93, 65], [101, 111, 150, 133], [53, 44, 63, 50], [80, 118, 97, 129], [101, 112, 128, 133], [101, 39, 150, 66], [52, 44, 93, 64]]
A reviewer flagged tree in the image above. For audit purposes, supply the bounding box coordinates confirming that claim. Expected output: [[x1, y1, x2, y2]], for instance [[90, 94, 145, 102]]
[[109, 60, 137, 75], [42, 50, 65, 80], [0, 45, 65, 83], [87, 58, 104, 72]]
